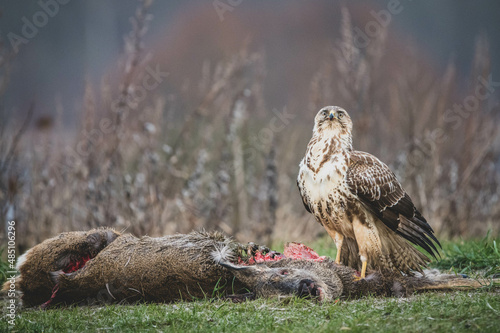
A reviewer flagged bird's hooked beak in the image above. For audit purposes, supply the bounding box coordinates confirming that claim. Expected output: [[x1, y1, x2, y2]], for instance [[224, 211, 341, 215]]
[[329, 112, 335, 120]]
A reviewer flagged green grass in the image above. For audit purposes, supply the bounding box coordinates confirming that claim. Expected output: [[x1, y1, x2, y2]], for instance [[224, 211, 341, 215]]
[[0, 249, 11, 286], [1, 235, 499, 332], [432, 233, 500, 277], [2, 292, 499, 332]]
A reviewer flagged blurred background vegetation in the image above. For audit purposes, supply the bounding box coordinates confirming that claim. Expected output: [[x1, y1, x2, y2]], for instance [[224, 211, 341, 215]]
[[0, 0, 499, 253]]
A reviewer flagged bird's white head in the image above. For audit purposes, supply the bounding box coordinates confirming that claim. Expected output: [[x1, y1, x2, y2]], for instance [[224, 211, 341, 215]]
[[312, 106, 353, 150]]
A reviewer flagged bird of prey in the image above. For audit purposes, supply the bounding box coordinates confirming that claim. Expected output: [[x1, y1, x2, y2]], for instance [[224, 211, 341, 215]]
[[297, 106, 440, 278]]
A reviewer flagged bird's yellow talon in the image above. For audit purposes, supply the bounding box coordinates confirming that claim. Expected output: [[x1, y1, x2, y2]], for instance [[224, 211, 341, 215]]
[[335, 250, 341, 265], [360, 261, 367, 279]]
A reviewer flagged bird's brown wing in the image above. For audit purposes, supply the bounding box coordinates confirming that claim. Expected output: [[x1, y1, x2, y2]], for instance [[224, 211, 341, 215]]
[[297, 167, 312, 214], [347, 151, 441, 259]]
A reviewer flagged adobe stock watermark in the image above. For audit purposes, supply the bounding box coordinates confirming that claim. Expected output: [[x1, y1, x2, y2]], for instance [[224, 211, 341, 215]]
[[246, 106, 296, 160], [186, 106, 296, 212], [353, 0, 412, 49], [5, 220, 17, 328], [54, 63, 168, 179], [406, 74, 499, 170], [213, 0, 244, 22], [115, 64, 169, 111], [7, 0, 72, 54], [443, 74, 500, 130]]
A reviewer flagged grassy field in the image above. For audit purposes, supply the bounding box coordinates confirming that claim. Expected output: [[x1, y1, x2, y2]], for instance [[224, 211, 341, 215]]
[[1, 235, 499, 333]]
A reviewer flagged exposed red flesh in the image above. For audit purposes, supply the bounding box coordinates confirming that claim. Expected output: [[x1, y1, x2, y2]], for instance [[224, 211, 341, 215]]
[[238, 242, 326, 265], [41, 254, 93, 308], [63, 254, 92, 273], [283, 242, 326, 261], [41, 284, 59, 309], [250, 251, 286, 264]]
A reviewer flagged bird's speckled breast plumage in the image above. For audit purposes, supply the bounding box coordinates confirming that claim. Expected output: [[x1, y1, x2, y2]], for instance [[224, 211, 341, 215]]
[[298, 133, 357, 237]]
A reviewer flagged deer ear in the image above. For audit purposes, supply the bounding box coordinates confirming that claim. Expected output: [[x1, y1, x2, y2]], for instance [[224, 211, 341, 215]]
[[218, 260, 268, 272], [218, 260, 270, 287]]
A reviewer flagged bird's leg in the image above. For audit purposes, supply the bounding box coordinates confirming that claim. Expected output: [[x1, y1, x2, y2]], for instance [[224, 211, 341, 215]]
[[334, 233, 344, 265], [326, 229, 343, 264], [352, 216, 379, 280], [360, 256, 367, 279], [351, 252, 368, 281]]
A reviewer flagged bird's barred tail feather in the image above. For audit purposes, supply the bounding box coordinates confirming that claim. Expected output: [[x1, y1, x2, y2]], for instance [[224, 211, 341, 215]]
[[340, 224, 430, 275]]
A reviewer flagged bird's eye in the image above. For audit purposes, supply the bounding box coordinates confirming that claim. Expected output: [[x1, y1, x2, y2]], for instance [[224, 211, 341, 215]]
[[280, 270, 289, 276], [321, 110, 328, 116], [337, 112, 344, 119]]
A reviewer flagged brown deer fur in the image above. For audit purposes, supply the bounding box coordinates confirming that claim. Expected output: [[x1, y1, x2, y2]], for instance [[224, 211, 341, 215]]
[[3, 229, 495, 308]]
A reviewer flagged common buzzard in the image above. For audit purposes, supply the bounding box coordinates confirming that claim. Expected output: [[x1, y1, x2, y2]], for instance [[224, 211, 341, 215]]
[[297, 106, 440, 278]]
